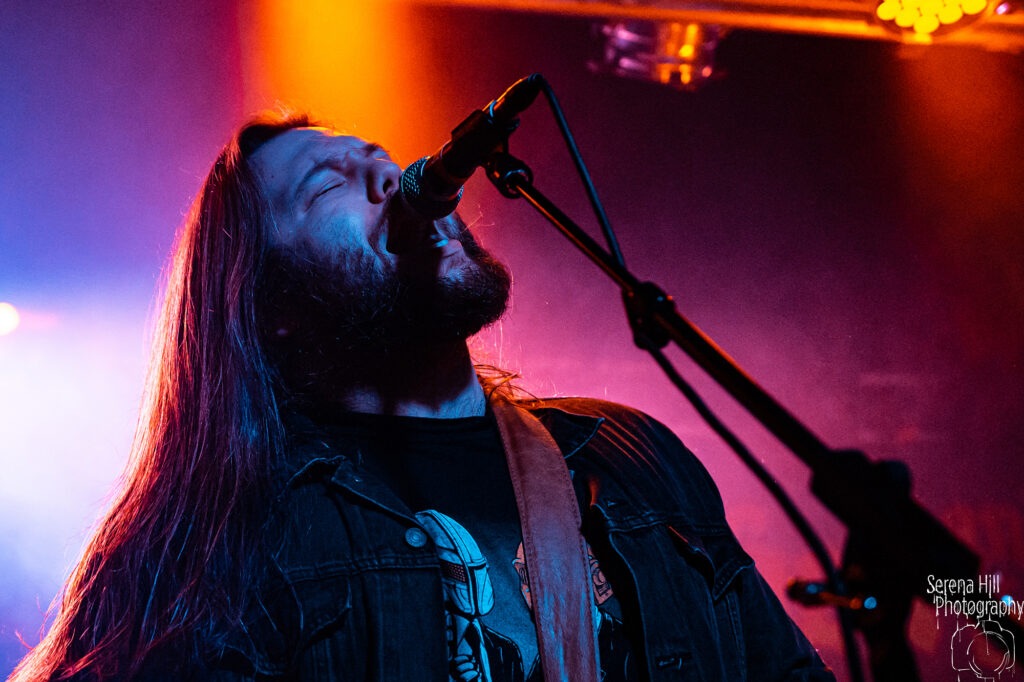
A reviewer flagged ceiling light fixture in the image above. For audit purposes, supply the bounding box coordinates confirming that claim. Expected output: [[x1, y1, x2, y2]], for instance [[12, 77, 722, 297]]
[[589, 20, 726, 90]]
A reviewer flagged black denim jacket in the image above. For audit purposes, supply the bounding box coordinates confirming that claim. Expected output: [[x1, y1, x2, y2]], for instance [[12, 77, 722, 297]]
[[200, 398, 835, 681]]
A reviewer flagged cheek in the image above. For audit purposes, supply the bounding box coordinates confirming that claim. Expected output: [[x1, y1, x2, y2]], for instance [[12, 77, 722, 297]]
[[298, 212, 375, 262], [295, 217, 400, 289]]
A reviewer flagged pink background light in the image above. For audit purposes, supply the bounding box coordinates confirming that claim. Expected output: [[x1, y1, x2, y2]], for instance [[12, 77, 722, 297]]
[[2, 3, 1022, 679]]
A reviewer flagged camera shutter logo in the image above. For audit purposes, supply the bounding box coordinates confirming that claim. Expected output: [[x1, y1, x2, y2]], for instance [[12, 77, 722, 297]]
[[951, 619, 1015, 680]]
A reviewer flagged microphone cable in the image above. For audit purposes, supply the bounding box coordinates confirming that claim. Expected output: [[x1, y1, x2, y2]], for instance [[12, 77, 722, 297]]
[[522, 73, 864, 682]]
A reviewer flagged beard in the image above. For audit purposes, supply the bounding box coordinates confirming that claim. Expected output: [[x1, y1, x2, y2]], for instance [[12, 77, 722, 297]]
[[259, 217, 511, 361]]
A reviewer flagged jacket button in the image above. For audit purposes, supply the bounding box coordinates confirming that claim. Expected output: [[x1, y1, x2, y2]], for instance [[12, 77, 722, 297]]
[[404, 527, 428, 548]]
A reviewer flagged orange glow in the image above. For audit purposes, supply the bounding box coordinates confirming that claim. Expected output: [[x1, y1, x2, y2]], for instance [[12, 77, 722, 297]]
[[656, 22, 709, 86], [238, 0, 440, 163], [893, 47, 1024, 362], [677, 23, 700, 59]]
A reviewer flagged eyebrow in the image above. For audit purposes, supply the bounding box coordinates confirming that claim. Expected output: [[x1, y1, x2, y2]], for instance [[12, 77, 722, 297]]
[[291, 141, 388, 204]]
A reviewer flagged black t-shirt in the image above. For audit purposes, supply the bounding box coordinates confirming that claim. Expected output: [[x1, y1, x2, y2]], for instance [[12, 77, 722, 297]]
[[319, 410, 635, 681]]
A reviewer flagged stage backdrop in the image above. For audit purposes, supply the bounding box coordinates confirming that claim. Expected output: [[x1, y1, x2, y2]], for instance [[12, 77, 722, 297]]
[[2, 2, 1022, 680]]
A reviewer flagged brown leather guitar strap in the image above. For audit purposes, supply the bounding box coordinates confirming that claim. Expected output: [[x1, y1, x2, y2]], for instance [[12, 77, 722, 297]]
[[491, 399, 599, 681]]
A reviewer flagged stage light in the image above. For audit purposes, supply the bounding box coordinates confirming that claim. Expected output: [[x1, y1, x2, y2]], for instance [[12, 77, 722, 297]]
[[589, 20, 724, 90], [407, 0, 1024, 53], [0, 302, 20, 336], [876, 0, 990, 35], [940, 4, 966, 22]]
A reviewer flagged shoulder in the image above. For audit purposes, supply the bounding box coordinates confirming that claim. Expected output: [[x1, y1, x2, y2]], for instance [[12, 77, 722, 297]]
[[516, 396, 672, 442], [517, 396, 689, 462], [517, 397, 727, 524], [518, 395, 657, 422]]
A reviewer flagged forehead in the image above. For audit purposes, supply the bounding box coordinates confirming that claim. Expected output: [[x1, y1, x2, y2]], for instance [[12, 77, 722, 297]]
[[248, 127, 365, 203]]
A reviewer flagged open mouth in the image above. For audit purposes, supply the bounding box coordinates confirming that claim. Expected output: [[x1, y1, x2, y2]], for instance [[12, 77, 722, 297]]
[[383, 210, 439, 254], [432, 236, 464, 258], [383, 193, 466, 257]]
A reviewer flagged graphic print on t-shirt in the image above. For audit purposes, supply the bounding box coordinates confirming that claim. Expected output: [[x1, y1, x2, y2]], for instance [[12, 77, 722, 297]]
[[415, 510, 496, 679], [416, 509, 635, 681], [513, 541, 634, 681]]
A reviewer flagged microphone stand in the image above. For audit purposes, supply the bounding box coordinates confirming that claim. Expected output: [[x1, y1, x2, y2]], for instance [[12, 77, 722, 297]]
[[484, 149, 995, 681]]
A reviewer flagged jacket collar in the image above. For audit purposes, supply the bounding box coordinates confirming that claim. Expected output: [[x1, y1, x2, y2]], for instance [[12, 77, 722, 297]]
[[278, 399, 606, 500]]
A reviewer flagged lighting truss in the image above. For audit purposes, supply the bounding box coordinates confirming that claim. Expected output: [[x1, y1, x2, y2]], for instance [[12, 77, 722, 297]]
[[403, 0, 1024, 52]]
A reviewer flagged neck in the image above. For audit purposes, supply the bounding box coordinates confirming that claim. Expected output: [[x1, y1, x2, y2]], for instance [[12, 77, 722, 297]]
[[284, 340, 487, 419]]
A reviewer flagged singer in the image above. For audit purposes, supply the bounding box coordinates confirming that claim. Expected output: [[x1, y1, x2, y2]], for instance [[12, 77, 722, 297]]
[[12, 113, 834, 681]]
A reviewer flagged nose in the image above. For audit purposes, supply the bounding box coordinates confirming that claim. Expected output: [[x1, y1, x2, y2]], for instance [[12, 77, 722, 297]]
[[366, 155, 401, 204]]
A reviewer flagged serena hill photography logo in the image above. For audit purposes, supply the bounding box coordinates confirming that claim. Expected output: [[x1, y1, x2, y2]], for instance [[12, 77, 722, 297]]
[[928, 573, 1019, 679]]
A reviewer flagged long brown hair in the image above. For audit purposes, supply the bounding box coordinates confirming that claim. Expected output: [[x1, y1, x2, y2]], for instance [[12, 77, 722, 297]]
[[12, 113, 312, 680]]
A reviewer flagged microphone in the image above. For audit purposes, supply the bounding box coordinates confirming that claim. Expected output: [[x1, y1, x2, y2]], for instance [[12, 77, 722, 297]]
[[398, 74, 543, 223]]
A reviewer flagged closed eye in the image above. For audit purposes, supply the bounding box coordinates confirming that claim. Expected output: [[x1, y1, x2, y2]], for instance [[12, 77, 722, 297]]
[[311, 180, 347, 203]]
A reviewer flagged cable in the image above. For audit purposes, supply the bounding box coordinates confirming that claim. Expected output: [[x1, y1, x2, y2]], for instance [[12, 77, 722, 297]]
[[536, 76, 627, 269], [646, 347, 864, 682], [532, 74, 865, 682]]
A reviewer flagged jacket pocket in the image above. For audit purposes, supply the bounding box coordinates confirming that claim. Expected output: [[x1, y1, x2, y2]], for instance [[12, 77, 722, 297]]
[[667, 524, 753, 601], [604, 519, 755, 680], [668, 523, 754, 680], [219, 570, 352, 677]]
